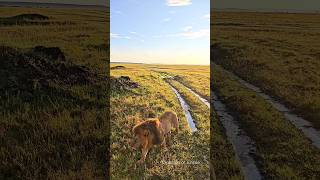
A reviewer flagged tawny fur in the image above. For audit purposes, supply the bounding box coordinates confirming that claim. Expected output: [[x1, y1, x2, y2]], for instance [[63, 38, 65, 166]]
[[159, 111, 179, 137], [130, 119, 166, 164], [129, 111, 179, 164]]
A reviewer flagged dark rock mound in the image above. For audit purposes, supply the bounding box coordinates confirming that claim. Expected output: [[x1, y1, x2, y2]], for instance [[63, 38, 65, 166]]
[[110, 65, 125, 70], [111, 76, 139, 90], [11, 14, 49, 21], [33, 46, 66, 62], [0, 46, 100, 95], [0, 13, 50, 26]]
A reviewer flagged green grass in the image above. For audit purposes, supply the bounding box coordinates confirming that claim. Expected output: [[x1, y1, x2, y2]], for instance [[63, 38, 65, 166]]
[[213, 64, 320, 179], [152, 65, 243, 179], [0, 7, 109, 74], [169, 79, 245, 179], [150, 65, 210, 100], [0, 7, 109, 179], [110, 64, 210, 179], [211, 11, 320, 130], [211, 111, 244, 180]]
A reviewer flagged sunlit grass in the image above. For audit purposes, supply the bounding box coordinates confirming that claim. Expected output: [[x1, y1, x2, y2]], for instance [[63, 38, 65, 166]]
[[110, 64, 210, 179]]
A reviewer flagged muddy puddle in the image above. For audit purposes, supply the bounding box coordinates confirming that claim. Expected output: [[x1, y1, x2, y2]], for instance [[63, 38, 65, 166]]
[[167, 82, 197, 132], [169, 84, 197, 132], [223, 69, 320, 149], [212, 92, 263, 180], [159, 71, 210, 108], [181, 85, 210, 108]]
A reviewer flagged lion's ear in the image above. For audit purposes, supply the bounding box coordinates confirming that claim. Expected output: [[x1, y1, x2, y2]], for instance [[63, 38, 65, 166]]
[[143, 130, 149, 137]]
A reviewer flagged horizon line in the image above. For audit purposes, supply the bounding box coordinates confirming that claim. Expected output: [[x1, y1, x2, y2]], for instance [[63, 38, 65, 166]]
[[111, 61, 209, 66], [0, 1, 108, 8]]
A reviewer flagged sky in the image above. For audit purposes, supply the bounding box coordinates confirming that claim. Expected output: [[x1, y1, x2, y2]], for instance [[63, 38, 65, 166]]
[[110, 0, 210, 65]]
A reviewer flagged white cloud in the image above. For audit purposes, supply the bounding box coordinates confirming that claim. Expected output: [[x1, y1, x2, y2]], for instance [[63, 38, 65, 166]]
[[162, 17, 171, 22], [174, 29, 209, 39], [153, 28, 209, 40], [110, 33, 120, 38], [202, 13, 210, 20], [110, 33, 131, 39], [182, 26, 192, 32], [111, 32, 146, 43], [129, 31, 145, 39], [167, 0, 191, 6]]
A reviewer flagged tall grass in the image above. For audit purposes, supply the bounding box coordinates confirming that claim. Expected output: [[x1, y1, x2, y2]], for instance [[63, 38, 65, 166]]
[[0, 7, 109, 179]]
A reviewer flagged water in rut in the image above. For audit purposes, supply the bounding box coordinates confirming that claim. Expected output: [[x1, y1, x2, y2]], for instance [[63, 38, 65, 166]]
[[182, 85, 210, 108], [168, 83, 197, 132], [222, 68, 320, 149], [178, 80, 263, 179], [212, 92, 263, 180]]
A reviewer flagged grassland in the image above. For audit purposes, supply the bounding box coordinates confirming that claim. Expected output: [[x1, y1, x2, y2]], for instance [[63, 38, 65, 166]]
[[213, 64, 320, 179], [0, 7, 109, 73], [110, 64, 211, 179], [211, 110, 244, 180], [0, 7, 109, 179], [211, 11, 320, 129], [150, 65, 244, 179], [211, 11, 320, 179], [150, 65, 210, 100]]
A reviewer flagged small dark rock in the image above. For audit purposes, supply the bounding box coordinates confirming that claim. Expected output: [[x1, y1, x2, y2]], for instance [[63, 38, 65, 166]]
[[111, 65, 126, 70], [120, 76, 130, 81]]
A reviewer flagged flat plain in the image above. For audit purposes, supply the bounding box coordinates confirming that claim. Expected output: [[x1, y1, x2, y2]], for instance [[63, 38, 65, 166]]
[[211, 11, 320, 179], [0, 6, 109, 179]]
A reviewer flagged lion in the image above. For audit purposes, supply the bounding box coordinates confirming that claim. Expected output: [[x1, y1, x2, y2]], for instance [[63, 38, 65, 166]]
[[159, 111, 179, 137], [129, 111, 179, 164], [129, 118, 166, 164]]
